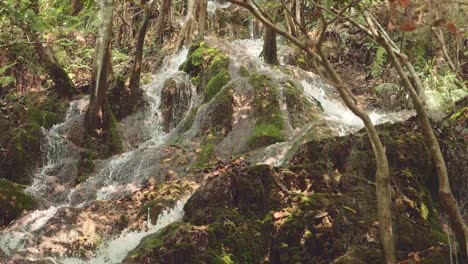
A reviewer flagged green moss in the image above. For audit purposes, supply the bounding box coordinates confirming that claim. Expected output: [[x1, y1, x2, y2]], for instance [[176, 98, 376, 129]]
[[0, 178, 37, 226], [2, 123, 42, 184], [201, 87, 234, 135], [247, 123, 284, 148], [204, 70, 231, 101], [124, 222, 208, 264], [239, 66, 250, 77], [181, 106, 200, 132], [247, 74, 285, 149], [207, 209, 272, 264], [26, 108, 62, 129], [181, 42, 230, 90]]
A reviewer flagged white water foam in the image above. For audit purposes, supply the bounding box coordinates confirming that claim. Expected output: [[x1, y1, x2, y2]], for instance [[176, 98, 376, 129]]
[[61, 197, 188, 264]]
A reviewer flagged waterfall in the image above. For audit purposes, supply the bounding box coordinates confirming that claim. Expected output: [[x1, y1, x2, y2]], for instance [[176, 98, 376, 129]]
[[0, 49, 189, 262]]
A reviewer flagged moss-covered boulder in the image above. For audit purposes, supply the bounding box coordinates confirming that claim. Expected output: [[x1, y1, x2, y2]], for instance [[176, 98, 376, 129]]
[[0, 178, 37, 226], [180, 42, 230, 96], [247, 74, 285, 149]]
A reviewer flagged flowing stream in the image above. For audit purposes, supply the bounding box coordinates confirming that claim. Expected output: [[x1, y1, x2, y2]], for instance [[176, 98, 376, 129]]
[[0, 19, 415, 262]]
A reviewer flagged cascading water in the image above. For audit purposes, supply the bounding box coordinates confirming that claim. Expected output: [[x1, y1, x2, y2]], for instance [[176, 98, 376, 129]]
[[0, 49, 190, 263], [209, 38, 414, 166]]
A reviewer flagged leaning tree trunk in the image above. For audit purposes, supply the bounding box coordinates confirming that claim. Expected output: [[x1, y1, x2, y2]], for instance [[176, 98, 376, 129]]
[[175, 0, 196, 50], [384, 40, 468, 257], [363, 12, 468, 256], [87, 0, 114, 132], [129, 0, 156, 97], [317, 47, 396, 264], [262, 26, 279, 65], [18, 0, 75, 98], [28, 32, 75, 98]]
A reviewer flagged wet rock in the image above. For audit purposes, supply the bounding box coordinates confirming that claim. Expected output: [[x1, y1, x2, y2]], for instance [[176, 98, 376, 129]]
[[160, 72, 192, 132], [123, 223, 208, 264]]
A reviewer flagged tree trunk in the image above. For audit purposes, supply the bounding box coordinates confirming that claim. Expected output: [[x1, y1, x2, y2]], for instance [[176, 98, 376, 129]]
[[16, 0, 75, 98], [28, 33, 75, 98], [384, 40, 468, 257], [295, 0, 301, 26], [175, 0, 196, 50], [154, 0, 172, 44], [361, 11, 468, 256], [87, 0, 114, 132], [317, 47, 396, 264], [197, 0, 208, 41], [129, 0, 156, 96], [262, 26, 279, 65]]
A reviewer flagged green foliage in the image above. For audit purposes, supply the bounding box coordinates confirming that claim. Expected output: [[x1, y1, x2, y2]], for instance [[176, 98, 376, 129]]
[[371, 46, 387, 78]]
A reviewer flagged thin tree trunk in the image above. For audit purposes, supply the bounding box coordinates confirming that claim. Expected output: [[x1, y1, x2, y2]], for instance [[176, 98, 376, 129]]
[[176, 0, 196, 51], [262, 26, 279, 65], [197, 0, 208, 41], [16, 0, 75, 98], [87, 0, 114, 132], [295, 0, 301, 25], [129, 0, 156, 96], [364, 12, 468, 257], [385, 38, 468, 258], [154, 0, 171, 44], [28, 33, 75, 98], [317, 47, 396, 264]]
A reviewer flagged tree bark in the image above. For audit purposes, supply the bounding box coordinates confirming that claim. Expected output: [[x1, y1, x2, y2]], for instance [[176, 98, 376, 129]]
[[363, 11, 468, 257], [197, 0, 208, 41], [28, 32, 75, 98], [262, 26, 279, 65], [87, 0, 114, 132], [129, 0, 156, 96], [384, 38, 468, 258], [71, 0, 84, 16], [175, 0, 196, 51]]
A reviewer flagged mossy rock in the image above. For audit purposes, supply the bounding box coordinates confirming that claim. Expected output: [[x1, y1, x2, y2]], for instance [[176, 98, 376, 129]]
[[204, 69, 231, 101], [0, 123, 43, 184], [180, 42, 230, 92], [283, 80, 321, 129], [247, 74, 285, 149], [0, 178, 37, 226]]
